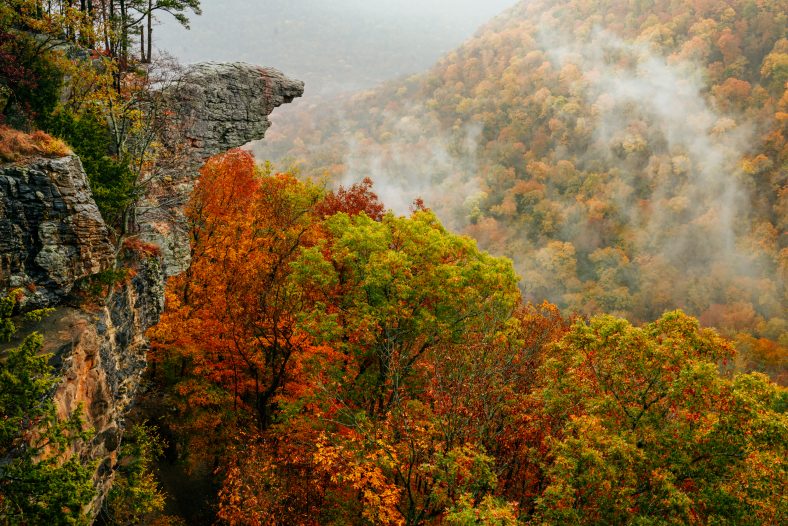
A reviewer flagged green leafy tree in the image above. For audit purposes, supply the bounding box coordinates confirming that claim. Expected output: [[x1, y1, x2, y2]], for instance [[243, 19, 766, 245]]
[[291, 209, 520, 419], [445, 493, 518, 526], [289, 210, 521, 524], [102, 422, 178, 526], [0, 25, 63, 129], [530, 311, 787, 525], [0, 292, 95, 525], [46, 107, 136, 227]]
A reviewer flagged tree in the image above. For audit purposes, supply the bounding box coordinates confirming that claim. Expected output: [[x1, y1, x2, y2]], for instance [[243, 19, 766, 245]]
[[286, 209, 521, 524], [101, 422, 178, 526], [148, 150, 325, 463], [0, 292, 95, 525], [127, 0, 201, 64], [291, 208, 520, 419], [529, 311, 787, 525], [313, 176, 385, 221], [0, 4, 66, 129]]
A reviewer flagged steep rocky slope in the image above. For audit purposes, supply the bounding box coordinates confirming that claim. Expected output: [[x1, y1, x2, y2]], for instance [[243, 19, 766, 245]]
[[0, 62, 303, 516]]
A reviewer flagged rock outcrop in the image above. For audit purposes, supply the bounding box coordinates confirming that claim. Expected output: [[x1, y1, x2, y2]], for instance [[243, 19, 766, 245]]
[[0, 152, 163, 514], [48, 254, 164, 512], [1, 252, 165, 511], [0, 155, 115, 308], [168, 63, 304, 165], [0, 62, 302, 519], [137, 62, 305, 275]]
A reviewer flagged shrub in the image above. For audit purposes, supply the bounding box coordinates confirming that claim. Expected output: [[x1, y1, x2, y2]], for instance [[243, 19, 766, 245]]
[[122, 237, 162, 258], [46, 109, 136, 227], [0, 30, 63, 129], [0, 125, 70, 161]]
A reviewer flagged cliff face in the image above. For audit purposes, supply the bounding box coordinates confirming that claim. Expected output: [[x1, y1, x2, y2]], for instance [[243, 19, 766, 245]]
[[40, 254, 164, 512], [0, 152, 167, 515], [0, 154, 115, 309], [0, 62, 302, 518]]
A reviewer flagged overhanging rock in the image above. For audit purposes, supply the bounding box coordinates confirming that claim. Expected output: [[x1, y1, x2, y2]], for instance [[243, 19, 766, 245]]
[[136, 63, 305, 276]]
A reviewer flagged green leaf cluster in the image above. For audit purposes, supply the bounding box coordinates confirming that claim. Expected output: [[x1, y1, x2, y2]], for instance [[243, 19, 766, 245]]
[[45, 108, 135, 226], [102, 423, 170, 526], [0, 293, 95, 525], [533, 311, 788, 525], [291, 209, 520, 416]]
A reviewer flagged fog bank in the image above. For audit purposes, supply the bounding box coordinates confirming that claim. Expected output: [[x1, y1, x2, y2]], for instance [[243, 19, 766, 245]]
[[155, 0, 519, 96]]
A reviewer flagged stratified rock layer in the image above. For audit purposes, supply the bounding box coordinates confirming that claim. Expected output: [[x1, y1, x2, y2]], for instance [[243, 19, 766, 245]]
[[137, 63, 305, 275], [0, 155, 114, 308]]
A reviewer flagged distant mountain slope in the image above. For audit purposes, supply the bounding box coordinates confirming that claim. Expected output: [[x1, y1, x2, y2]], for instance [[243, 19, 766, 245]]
[[256, 0, 788, 380]]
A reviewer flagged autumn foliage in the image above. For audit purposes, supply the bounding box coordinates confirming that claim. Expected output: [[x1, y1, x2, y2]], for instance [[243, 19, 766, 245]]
[[259, 0, 788, 384], [313, 176, 385, 220], [0, 125, 70, 162], [146, 151, 786, 525]]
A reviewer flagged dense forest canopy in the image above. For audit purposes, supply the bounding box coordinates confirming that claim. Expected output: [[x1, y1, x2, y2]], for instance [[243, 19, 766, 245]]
[[1, 0, 786, 524], [257, 0, 788, 382], [145, 150, 786, 525]]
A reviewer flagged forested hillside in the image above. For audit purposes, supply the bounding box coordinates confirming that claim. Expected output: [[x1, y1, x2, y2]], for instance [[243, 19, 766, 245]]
[[258, 0, 788, 382], [143, 150, 786, 525], [2, 1, 787, 524]]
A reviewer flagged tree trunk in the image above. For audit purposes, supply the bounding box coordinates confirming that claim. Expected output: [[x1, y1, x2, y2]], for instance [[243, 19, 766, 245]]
[[66, 0, 75, 41], [106, 0, 114, 57], [119, 0, 127, 69], [140, 25, 145, 62], [146, 3, 152, 64], [86, 0, 93, 47]]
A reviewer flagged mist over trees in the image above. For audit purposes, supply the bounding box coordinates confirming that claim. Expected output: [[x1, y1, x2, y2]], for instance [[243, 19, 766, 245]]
[[145, 150, 786, 525], [256, 0, 788, 383], [2, 0, 786, 524]]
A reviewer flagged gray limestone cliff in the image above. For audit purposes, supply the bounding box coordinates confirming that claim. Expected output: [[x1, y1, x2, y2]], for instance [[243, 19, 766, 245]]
[[0, 155, 115, 308], [0, 61, 302, 518], [137, 62, 305, 275], [168, 63, 304, 163], [0, 151, 166, 516]]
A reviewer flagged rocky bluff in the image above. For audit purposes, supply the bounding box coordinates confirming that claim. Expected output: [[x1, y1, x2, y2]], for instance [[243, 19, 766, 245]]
[[139, 63, 304, 276], [0, 63, 303, 515]]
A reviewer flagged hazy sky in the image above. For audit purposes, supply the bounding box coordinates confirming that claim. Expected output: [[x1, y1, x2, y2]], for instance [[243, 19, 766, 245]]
[[155, 0, 520, 95]]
